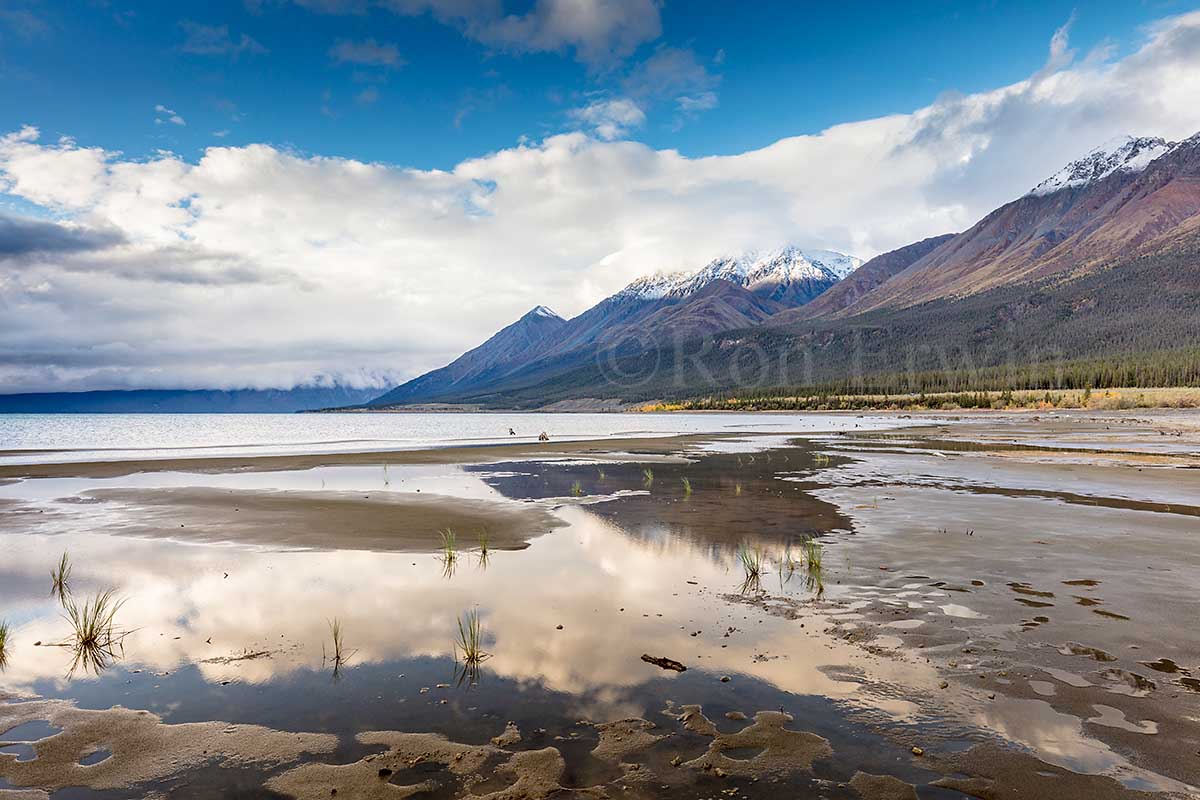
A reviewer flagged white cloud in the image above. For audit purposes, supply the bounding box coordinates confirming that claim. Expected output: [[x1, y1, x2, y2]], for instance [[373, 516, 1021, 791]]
[[154, 105, 187, 126], [179, 21, 268, 58], [568, 97, 645, 140], [284, 0, 662, 67], [3, 11, 1200, 392], [329, 38, 404, 68], [623, 45, 720, 126], [675, 91, 717, 113]]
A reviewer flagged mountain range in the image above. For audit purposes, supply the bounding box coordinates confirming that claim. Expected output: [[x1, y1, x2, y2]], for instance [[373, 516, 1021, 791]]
[[0, 386, 384, 414], [367, 131, 1200, 408], [7, 132, 1196, 413]]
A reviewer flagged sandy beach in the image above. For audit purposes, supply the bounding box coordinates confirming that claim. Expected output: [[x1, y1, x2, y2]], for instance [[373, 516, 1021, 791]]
[[1, 410, 1198, 799]]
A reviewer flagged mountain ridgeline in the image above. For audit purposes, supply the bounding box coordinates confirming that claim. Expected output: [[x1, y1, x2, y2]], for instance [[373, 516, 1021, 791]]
[[369, 132, 1200, 408]]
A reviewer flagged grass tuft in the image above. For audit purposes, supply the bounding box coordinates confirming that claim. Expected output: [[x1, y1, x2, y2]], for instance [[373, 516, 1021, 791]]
[[737, 543, 765, 595], [803, 539, 823, 571], [439, 529, 458, 578], [50, 551, 72, 603], [324, 618, 356, 679], [0, 619, 9, 669], [802, 539, 825, 597], [642, 468, 654, 488], [476, 530, 491, 568], [680, 476, 692, 497], [570, 480, 584, 497], [454, 608, 492, 686], [61, 589, 130, 675], [439, 529, 458, 562], [738, 543, 764, 578]]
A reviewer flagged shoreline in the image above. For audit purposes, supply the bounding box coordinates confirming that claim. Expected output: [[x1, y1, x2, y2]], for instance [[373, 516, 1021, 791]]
[[5, 406, 1199, 480], [0, 432, 741, 480]]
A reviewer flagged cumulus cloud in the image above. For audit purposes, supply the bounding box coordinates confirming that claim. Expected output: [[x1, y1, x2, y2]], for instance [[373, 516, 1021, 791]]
[[3, 11, 1200, 392], [275, 0, 662, 67], [0, 213, 124, 257], [179, 21, 268, 58], [568, 97, 645, 140], [329, 38, 405, 68]]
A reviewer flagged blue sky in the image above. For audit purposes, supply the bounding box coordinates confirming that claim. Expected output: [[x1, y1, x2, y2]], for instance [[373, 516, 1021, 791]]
[[2, 0, 1191, 169]]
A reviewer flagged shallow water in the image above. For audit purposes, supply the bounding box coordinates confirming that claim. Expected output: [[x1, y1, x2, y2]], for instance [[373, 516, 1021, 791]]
[[0, 411, 905, 465], [2, 413, 1199, 798]]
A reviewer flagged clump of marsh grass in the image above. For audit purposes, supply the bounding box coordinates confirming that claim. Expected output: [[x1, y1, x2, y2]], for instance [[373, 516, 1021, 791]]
[[780, 546, 801, 576], [60, 589, 130, 675], [323, 618, 356, 680], [439, 529, 458, 563], [803, 539, 823, 571], [438, 529, 459, 578], [734, 482, 743, 496], [570, 480, 584, 497], [476, 530, 491, 569], [680, 476, 692, 497], [50, 551, 72, 603], [0, 619, 10, 670], [802, 539, 825, 597], [737, 543, 765, 595], [597, 467, 606, 481], [454, 608, 492, 686], [642, 468, 654, 489], [440, 528, 458, 558], [813, 452, 831, 466], [738, 543, 764, 578]]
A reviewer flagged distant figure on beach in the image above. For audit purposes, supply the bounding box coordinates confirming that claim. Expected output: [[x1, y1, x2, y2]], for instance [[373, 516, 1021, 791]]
[[538, 431, 550, 441], [509, 428, 516, 436]]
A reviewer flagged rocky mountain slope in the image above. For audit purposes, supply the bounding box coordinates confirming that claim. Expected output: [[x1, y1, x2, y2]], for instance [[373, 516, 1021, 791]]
[[369, 247, 857, 406], [838, 133, 1200, 315], [371, 305, 567, 407]]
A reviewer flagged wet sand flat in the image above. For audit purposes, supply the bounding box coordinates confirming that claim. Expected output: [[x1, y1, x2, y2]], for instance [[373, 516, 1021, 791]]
[[80, 487, 564, 552], [0, 433, 718, 480], [2, 410, 1200, 799]]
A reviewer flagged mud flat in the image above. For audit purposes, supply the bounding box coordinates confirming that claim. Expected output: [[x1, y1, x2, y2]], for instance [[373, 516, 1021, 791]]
[[1, 410, 1199, 798]]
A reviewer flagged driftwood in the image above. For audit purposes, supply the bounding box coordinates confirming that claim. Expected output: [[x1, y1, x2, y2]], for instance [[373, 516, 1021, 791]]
[[641, 653, 686, 672]]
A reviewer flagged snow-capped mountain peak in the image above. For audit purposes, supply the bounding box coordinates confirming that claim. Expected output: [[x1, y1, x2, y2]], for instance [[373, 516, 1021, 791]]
[[522, 305, 564, 321], [1029, 135, 1175, 196], [617, 271, 694, 300], [618, 247, 863, 305]]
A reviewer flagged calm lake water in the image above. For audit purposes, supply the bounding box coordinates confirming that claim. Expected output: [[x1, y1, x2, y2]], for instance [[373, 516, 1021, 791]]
[[0, 411, 905, 464]]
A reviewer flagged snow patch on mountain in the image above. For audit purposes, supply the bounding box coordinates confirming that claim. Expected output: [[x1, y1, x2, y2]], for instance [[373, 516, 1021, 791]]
[[527, 305, 562, 320], [1029, 135, 1175, 196], [619, 246, 863, 301]]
